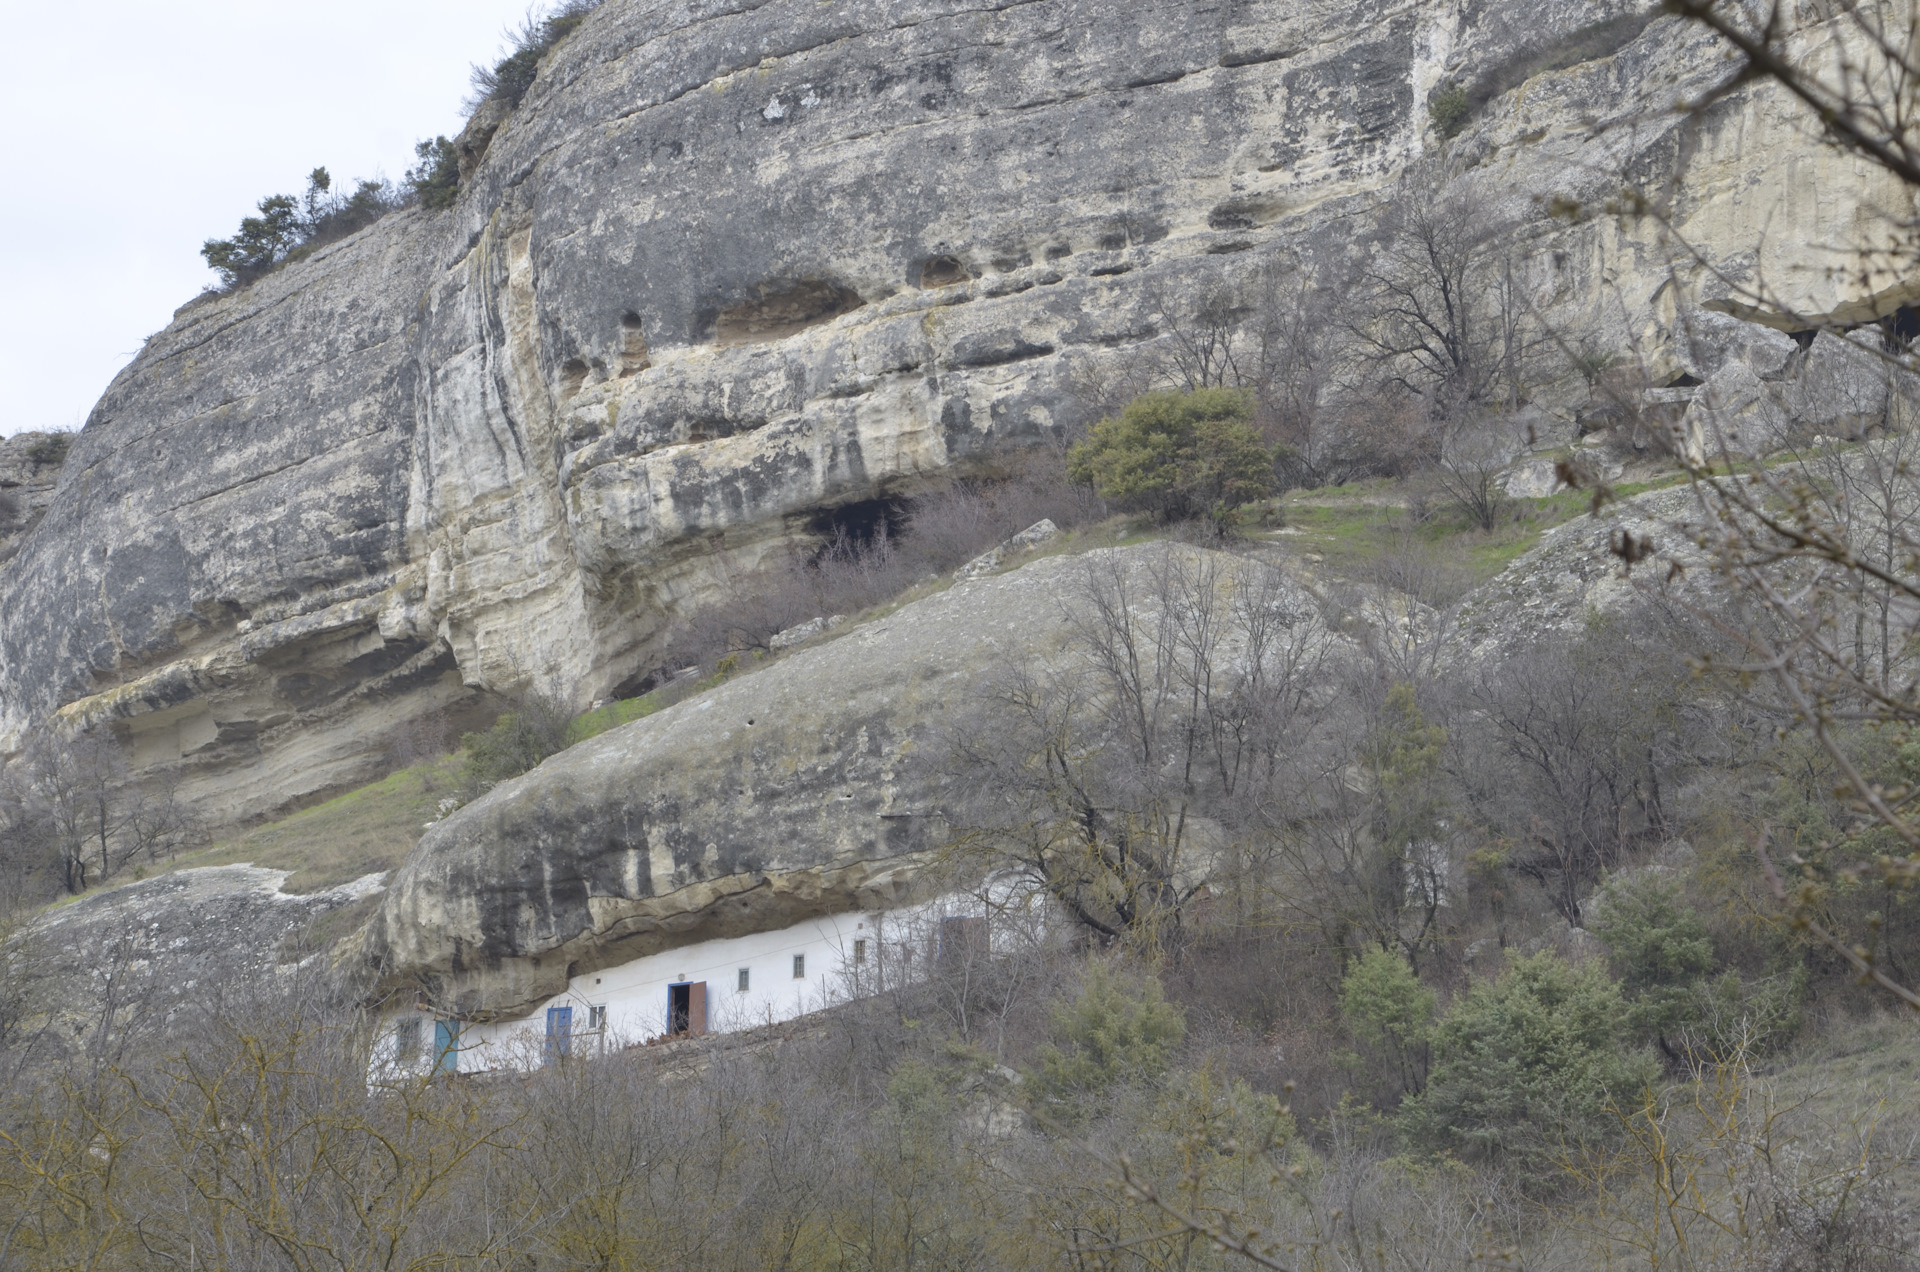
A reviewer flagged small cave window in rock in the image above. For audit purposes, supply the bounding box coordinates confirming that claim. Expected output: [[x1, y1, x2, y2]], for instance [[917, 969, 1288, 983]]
[[917, 255, 971, 288], [618, 311, 651, 376], [714, 280, 863, 345], [1882, 305, 1920, 350], [809, 496, 908, 558]]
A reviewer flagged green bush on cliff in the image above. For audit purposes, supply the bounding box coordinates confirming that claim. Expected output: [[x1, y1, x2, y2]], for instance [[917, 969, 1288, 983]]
[[201, 168, 409, 289], [1066, 388, 1274, 530], [461, 690, 578, 789], [25, 433, 72, 467], [407, 137, 461, 211], [469, 0, 603, 112], [1429, 80, 1473, 139]]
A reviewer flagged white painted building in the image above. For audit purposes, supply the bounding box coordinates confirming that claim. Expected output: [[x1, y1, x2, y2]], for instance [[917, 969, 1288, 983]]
[[372, 889, 1021, 1079]]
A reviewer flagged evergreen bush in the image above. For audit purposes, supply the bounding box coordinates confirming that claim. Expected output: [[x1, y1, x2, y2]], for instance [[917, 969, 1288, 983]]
[[1029, 963, 1185, 1106], [407, 137, 461, 211], [1400, 951, 1655, 1177], [1066, 388, 1274, 530], [1341, 946, 1435, 1098], [1589, 870, 1715, 1047]]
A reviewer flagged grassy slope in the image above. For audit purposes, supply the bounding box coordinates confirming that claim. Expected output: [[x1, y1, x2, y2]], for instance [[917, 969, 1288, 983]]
[[159, 754, 467, 894], [1268, 474, 1684, 585]]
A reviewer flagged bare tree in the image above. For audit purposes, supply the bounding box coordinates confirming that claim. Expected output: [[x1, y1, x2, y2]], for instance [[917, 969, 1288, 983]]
[[6, 729, 136, 894], [1353, 165, 1537, 414], [945, 546, 1338, 950]]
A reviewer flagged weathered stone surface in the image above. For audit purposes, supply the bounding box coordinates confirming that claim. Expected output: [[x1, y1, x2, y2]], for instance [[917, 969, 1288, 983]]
[[1456, 483, 1706, 664], [0, 433, 70, 566], [2, 0, 1914, 833], [355, 542, 1296, 1017], [1505, 458, 1563, 499], [8, 865, 382, 1054]]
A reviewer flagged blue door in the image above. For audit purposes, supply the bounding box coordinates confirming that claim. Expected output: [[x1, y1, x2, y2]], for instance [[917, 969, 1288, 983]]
[[432, 1019, 460, 1075], [545, 1005, 573, 1064]]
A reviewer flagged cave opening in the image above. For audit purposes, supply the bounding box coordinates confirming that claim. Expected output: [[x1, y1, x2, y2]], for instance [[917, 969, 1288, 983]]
[[807, 496, 909, 559]]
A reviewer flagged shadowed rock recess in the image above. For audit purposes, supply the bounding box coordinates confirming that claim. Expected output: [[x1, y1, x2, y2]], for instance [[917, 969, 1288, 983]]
[[1, 5, 1909, 835]]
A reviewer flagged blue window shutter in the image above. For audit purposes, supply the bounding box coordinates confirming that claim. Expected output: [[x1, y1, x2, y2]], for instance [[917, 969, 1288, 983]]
[[545, 1005, 574, 1064], [433, 1019, 460, 1075]]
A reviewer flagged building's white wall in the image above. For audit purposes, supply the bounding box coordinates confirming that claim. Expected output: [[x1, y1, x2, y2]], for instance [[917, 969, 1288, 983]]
[[458, 909, 880, 1069], [371, 884, 1040, 1079]]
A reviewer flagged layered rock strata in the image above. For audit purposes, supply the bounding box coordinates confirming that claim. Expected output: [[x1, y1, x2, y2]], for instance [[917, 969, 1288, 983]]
[[358, 540, 1334, 1018], [3, 0, 1914, 834]]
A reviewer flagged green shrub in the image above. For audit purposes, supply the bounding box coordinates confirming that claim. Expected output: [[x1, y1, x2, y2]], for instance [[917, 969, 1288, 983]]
[[1401, 951, 1655, 1176], [1029, 963, 1185, 1106], [201, 169, 407, 289], [469, 0, 602, 112], [1589, 870, 1715, 1047], [1066, 388, 1274, 529], [407, 137, 461, 211], [461, 691, 577, 789], [1341, 946, 1435, 1097], [1429, 81, 1472, 139], [201, 194, 303, 287]]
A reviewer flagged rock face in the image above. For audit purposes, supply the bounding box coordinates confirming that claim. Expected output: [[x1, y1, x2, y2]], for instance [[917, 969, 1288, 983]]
[[359, 545, 1102, 1017], [2, 0, 1913, 830], [358, 540, 1335, 1019], [7, 866, 382, 1055], [0, 433, 72, 566]]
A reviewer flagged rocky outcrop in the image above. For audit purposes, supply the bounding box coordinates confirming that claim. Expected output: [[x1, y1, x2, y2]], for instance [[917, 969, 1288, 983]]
[[357, 539, 1336, 1018], [6, 865, 382, 1056], [0, 432, 72, 566], [358, 545, 1097, 1016], [3, 0, 1913, 831]]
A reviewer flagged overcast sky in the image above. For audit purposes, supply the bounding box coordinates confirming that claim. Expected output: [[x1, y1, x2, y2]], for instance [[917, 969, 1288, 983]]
[[0, 0, 545, 437]]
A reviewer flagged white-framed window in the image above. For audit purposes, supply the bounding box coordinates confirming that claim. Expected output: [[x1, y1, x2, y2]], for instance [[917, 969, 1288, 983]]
[[792, 953, 806, 979], [853, 938, 867, 964], [588, 1004, 608, 1032], [737, 967, 751, 992]]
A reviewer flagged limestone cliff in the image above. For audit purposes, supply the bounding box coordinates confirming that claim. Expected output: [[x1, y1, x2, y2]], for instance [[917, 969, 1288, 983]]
[[2, 0, 1910, 830], [0, 433, 72, 567]]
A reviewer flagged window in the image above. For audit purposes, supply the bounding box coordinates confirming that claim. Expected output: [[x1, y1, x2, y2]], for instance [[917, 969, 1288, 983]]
[[792, 953, 806, 979], [737, 967, 751, 992], [395, 1015, 422, 1060], [588, 1004, 607, 1032], [852, 939, 867, 964]]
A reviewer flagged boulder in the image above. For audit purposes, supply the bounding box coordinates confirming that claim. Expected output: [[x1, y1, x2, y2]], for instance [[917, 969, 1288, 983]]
[[1505, 458, 1563, 499], [1678, 361, 1796, 461], [357, 543, 1286, 1017]]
